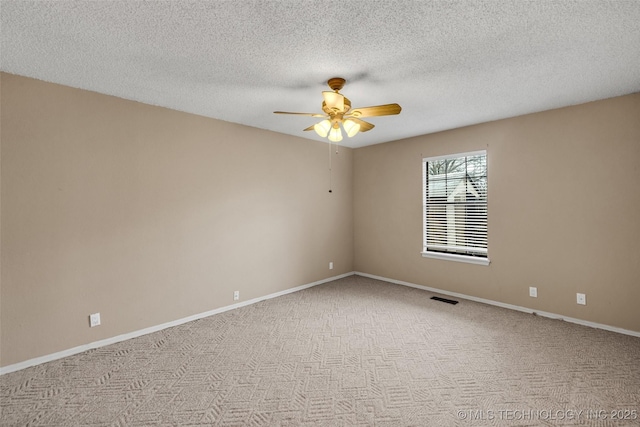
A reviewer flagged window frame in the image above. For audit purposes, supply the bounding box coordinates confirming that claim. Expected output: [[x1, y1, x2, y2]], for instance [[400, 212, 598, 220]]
[[421, 150, 490, 266]]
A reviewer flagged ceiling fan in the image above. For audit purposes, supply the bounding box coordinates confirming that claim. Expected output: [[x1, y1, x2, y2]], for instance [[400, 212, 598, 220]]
[[274, 77, 402, 142]]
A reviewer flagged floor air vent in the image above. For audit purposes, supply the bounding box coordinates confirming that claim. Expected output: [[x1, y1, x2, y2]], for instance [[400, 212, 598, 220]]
[[430, 296, 459, 305]]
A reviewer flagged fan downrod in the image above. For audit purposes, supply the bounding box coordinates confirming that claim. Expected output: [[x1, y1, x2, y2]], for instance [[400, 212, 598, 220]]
[[327, 77, 346, 92]]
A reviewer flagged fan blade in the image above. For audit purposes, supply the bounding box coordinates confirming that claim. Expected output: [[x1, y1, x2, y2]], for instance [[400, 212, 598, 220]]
[[348, 117, 375, 132], [303, 125, 315, 131], [274, 111, 327, 118], [348, 103, 401, 118], [322, 91, 344, 111]]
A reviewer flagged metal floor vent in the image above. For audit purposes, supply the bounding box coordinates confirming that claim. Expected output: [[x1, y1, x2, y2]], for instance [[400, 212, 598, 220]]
[[430, 296, 459, 305]]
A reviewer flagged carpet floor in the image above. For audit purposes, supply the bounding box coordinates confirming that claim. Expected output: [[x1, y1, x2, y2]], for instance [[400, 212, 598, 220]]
[[2, 275, 639, 426]]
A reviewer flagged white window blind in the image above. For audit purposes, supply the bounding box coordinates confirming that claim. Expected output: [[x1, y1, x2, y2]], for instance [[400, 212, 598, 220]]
[[422, 151, 488, 261]]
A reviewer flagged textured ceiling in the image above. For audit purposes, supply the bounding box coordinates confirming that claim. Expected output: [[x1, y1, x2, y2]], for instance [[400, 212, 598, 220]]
[[2, 1, 640, 148]]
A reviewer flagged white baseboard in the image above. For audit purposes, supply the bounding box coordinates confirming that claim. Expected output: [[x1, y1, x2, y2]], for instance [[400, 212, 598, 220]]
[[355, 271, 640, 338], [0, 272, 355, 375], [5, 270, 636, 375]]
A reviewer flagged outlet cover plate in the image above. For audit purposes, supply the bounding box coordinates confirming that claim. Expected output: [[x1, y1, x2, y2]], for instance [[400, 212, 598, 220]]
[[529, 287, 537, 298], [577, 293, 586, 305], [89, 313, 101, 327]]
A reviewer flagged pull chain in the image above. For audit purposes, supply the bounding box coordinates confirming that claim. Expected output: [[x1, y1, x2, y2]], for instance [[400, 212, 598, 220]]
[[328, 139, 333, 193]]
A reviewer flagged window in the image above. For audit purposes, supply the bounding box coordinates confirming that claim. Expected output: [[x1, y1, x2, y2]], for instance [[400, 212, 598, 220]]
[[422, 151, 489, 265]]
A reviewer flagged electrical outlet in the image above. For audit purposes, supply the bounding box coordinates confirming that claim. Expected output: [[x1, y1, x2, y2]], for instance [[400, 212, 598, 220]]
[[576, 293, 586, 305], [529, 287, 537, 298], [89, 313, 101, 327], [233, 291, 239, 301], [329, 262, 334, 270]]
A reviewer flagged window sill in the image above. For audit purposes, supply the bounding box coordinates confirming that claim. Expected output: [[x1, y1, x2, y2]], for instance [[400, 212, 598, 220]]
[[421, 251, 490, 266]]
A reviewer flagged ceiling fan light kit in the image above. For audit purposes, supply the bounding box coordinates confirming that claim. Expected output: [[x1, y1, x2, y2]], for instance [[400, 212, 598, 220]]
[[314, 119, 331, 138], [274, 77, 401, 143], [328, 124, 343, 142], [342, 119, 360, 137]]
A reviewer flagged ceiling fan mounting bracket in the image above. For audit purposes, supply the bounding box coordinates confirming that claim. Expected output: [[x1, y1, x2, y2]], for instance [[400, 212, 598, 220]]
[[327, 77, 346, 92]]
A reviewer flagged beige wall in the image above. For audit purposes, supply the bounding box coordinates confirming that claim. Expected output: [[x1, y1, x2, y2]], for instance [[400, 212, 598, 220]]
[[0, 73, 354, 367], [354, 93, 640, 333], [2, 72, 638, 369]]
